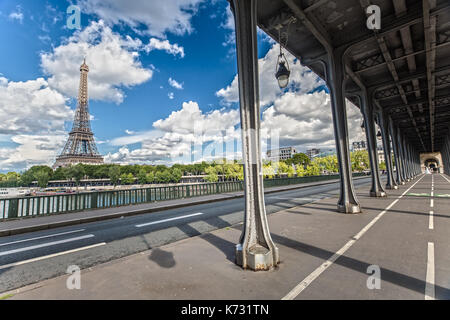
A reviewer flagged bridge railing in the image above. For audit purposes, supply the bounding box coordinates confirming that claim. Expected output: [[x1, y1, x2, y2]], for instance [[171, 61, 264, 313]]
[[0, 173, 368, 220]]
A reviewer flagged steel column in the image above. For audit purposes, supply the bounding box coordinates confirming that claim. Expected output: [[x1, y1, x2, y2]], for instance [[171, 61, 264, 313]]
[[400, 133, 410, 181], [326, 50, 361, 213], [359, 92, 386, 197], [389, 118, 405, 185], [230, 0, 279, 271], [378, 110, 398, 189]]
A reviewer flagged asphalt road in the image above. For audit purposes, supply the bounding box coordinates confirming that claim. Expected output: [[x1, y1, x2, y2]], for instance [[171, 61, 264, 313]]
[[0, 177, 373, 292]]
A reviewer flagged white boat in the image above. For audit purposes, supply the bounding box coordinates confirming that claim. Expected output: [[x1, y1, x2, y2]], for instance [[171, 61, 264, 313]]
[[0, 187, 31, 198]]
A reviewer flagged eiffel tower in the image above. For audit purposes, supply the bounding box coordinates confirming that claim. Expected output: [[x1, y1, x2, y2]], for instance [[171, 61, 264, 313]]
[[53, 59, 104, 168]]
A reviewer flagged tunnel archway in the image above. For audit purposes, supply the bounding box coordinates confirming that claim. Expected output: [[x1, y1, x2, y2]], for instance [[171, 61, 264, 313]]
[[420, 152, 443, 173], [425, 158, 439, 172]]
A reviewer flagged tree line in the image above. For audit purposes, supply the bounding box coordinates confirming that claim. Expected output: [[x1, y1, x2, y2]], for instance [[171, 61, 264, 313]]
[[0, 151, 381, 188]]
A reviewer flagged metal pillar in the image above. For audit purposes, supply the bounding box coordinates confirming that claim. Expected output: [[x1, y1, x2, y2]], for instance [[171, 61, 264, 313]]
[[230, 0, 279, 271], [405, 139, 412, 179], [399, 132, 410, 181], [359, 92, 385, 197], [398, 134, 407, 182], [389, 117, 405, 185], [326, 50, 361, 213], [378, 110, 398, 189]]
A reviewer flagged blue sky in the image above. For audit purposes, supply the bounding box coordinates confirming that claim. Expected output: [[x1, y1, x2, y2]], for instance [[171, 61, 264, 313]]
[[0, 0, 364, 173]]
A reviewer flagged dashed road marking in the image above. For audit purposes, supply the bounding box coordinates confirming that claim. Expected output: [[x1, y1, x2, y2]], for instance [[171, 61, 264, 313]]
[[135, 212, 204, 228], [425, 242, 435, 300], [282, 175, 425, 300]]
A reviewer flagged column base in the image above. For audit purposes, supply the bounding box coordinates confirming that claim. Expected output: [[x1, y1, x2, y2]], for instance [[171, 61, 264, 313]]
[[385, 185, 399, 190], [235, 244, 279, 271], [370, 190, 387, 197], [337, 202, 361, 214], [400, 181, 406, 185]]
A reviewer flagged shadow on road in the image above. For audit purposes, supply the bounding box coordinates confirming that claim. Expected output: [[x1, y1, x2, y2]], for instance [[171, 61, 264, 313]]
[[148, 248, 176, 268]]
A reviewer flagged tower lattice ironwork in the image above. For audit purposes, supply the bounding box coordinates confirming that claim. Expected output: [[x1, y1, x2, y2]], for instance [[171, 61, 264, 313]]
[[54, 59, 104, 168]]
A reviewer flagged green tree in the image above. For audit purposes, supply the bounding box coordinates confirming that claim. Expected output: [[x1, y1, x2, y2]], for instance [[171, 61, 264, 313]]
[[171, 168, 182, 183], [155, 170, 171, 183], [305, 163, 320, 176], [286, 153, 311, 167], [137, 169, 147, 185], [120, 173, 135, 185], [34, 169, 50, 189], [351, 150, 370, 172], [6, 171, 20, 182], [108, 166, 121, 188], [68, 164, 86, 189], [204, 166, 218, 182], [146, 171, 155, 184], [20, 170, 35, 186], [296, 164, 305, 177]]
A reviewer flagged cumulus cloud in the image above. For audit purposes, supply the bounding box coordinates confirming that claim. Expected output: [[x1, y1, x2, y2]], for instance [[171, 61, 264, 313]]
[[0, 76, 74, 170], [78, 0, 204, 37], [168, 77, 184, 90], [217, 42, 364, 150], [217, 44, 323, 107], [0, 134, 67, 171], [261, 91, 364, 149], [144, 38, 185, 58], [105, 101, 241, 164], [40, 20, 153, 104], [0, 77, 72, 135]]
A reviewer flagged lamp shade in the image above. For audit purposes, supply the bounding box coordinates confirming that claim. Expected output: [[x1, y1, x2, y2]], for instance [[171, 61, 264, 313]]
[[276, 61, 290, 88]]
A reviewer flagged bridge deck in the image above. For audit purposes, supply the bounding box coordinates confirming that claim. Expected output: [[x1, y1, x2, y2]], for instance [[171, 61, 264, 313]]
[[3, 174, 450, 299]]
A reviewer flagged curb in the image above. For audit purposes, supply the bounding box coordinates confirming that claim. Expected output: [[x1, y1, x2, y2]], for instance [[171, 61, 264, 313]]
[[0, 176, 370, 237]]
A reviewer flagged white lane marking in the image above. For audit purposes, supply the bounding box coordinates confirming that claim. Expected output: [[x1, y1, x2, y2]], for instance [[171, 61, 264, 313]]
[[0, 229, 85, 247], [431, 191, 434, 197], [282, 175, 425, 300], [425, 242, 435, 300], [135, 212, 204, 228], [430, 199, 434, 208], [0, 234, 94, 257], [441, 173, 450, 184], [269, 196, 319, 201], [429, 211, 434, 230], [0, 242, 106, 270]]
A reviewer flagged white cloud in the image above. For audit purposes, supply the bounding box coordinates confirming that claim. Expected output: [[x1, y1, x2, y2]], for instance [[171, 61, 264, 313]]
[[105, 101, 241, 164], [8, 6, 23, 23], [261, 91, 364, 149], [0, 76, 74, 171], [144, 38, 185, 58], [78, 0, 204, 37], [217, 43, 323, 107], [217, 42, 364, 151], [168, 92, 174, 100], [168, 77, 184, 90], [0, 77, 72, 135], [40, 20, 153, 104], [0, 134, 67, 171]]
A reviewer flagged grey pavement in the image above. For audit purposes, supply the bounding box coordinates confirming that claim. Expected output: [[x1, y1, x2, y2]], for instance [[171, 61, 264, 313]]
[[1, 174, 449, 299]]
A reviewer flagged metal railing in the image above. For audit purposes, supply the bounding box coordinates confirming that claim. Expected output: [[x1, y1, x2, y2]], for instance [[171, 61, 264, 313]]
[[0, 173, 368, 220]]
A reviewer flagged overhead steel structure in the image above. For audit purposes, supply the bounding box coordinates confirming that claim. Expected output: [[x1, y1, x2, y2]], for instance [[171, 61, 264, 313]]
[[228, 0, 450, 270]]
